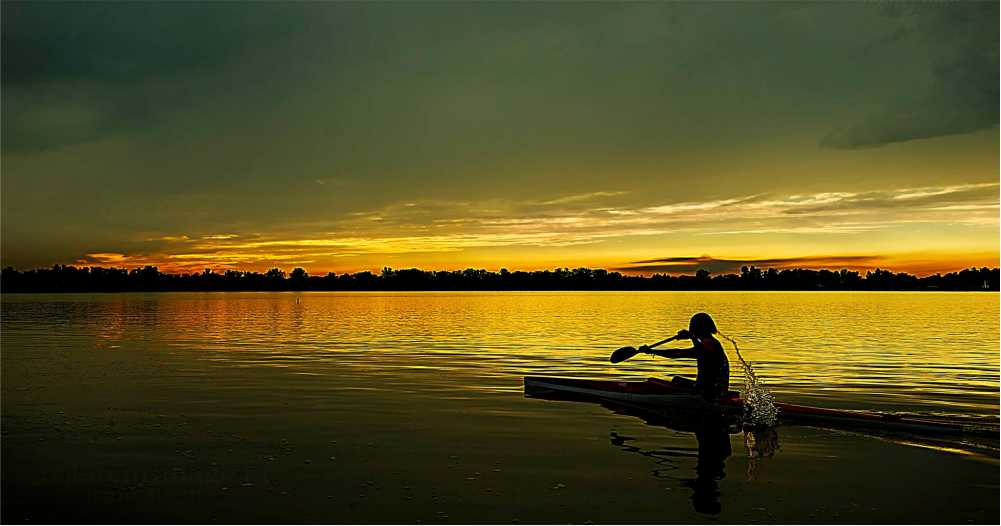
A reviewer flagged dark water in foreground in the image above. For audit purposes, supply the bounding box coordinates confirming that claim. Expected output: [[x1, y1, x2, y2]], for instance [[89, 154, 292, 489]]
[[2, 291, 998, 523]]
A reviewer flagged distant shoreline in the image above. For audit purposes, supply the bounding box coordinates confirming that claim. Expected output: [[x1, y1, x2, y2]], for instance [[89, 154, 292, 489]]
[[3, 290, 999, 295], [2, 265, 997, 293]]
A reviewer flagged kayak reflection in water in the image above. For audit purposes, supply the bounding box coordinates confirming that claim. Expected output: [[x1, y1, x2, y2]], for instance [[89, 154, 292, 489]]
[[639, 313, 730, 401]]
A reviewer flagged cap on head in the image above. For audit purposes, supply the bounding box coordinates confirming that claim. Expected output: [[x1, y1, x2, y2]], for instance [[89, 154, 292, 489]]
[[689, 312, 717, 336]]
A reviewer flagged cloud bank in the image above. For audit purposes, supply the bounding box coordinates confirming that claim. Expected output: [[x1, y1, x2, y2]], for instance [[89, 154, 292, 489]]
[[820, 3, 998, 149], [614, 255, 886, 274], [1, 2, 304, 152]]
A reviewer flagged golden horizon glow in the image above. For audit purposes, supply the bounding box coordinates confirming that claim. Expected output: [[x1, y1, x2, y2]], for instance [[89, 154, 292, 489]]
[[71, 251, 1000, 278], [62, 181, 999, 277]]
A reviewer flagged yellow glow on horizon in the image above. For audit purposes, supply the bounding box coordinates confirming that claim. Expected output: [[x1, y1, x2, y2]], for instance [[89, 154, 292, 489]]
[[52, 181, 998, 277], [73, 248, 999, 278]]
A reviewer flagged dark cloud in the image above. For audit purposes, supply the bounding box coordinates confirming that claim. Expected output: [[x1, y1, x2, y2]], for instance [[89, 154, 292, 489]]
[[1, 84, 152, 153], [6, 2, 996, 157], [1, 2, 303, 85], [821, 2, 998, 149], [616, 255, 885, 274], [1, 2, 305, 152]]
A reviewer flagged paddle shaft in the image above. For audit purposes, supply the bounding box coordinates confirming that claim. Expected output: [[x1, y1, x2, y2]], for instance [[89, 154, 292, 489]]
[[609, 333, 686, 363], [647, 334, 680, 350]]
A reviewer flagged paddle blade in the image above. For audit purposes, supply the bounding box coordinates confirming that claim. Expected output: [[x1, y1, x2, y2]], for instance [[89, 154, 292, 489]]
[[610, 346, 640, 364]]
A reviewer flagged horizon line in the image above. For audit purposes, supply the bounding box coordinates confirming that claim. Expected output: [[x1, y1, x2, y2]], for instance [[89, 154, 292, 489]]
[[4, 262, 1000, 280]]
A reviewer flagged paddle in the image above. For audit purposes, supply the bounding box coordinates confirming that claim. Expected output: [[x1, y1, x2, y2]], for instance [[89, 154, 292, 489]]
[[609, 334, 682, 363]]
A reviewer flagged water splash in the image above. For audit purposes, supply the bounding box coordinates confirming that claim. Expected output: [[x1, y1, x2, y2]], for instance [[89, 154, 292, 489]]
[[718, 332, 778, 427]]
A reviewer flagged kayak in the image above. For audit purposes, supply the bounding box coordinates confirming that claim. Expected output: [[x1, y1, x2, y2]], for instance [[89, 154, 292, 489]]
[[524, 376, 997, 437], [524, 376, 743, 432], [524, 375, 740, 409]]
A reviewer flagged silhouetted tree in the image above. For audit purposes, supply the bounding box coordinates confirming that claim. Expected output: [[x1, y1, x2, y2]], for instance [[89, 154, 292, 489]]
[[1, 264, 997, 293], [289, 267, 308, 289]]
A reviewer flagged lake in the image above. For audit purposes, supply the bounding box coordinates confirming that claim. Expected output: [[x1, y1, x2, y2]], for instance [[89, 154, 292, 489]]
[[2, 291, 998, 523]]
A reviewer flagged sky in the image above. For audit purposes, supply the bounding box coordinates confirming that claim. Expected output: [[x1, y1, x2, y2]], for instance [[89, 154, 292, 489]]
[[2, 1, 998, 276]]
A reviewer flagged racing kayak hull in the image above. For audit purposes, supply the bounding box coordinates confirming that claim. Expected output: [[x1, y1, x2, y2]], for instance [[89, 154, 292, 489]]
[[524, 376, 740, 409], [524, 376, 994, 437]]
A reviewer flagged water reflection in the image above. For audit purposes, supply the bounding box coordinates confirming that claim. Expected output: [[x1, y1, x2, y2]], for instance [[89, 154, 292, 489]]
[[608, 415, 740, 515], [4, 291, 998, 416], [527, 380, 754, 515], [2, 292, 998, 523], [743, 426, 780, 480], [608, 406, 783, 515], [524, 376, 788, 515]]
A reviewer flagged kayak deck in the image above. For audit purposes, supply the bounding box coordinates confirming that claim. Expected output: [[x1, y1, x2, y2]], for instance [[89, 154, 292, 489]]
[[524, 376, 740, 406], [524, 376, 997, 437], [525, 375, 743, 431]]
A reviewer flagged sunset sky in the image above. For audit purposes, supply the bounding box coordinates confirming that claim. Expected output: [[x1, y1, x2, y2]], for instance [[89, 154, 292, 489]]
[[2, 2, 998, 276]]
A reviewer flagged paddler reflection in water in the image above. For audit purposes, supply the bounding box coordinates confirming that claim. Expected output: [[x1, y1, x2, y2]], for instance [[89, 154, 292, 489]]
[[639, 312, 730, 401], [610, 427, 730, 515]]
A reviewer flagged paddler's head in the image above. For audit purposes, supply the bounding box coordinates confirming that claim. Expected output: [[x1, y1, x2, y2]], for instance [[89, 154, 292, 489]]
[[688, 312, 717, 337]]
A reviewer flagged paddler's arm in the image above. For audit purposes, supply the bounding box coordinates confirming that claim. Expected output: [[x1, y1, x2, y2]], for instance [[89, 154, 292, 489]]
[[641, 346, 698, 359], [638, 329, 696, 359]]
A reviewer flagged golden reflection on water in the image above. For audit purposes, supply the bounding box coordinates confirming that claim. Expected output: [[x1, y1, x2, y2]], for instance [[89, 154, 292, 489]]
[[4, 291, 999, 416], [2, 291, 999, 523]]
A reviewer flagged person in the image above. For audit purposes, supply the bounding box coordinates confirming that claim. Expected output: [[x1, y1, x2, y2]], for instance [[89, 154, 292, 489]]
[[640, 312, 730, 401]]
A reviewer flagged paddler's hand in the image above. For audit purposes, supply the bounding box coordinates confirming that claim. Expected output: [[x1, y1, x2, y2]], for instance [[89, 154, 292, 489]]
[[675, 329, 691, 340], [639, 344, 651, 354]]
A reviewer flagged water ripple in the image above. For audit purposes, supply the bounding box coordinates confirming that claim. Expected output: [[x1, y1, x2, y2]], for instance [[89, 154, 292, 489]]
[[3, 291, 998, 418]]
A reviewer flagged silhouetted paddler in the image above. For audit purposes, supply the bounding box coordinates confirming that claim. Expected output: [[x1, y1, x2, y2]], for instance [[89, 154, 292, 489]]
[[640, 312, 730, 401]]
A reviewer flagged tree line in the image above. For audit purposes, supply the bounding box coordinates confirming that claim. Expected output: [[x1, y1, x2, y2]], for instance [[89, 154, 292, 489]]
[[1, 264, 997, 292]]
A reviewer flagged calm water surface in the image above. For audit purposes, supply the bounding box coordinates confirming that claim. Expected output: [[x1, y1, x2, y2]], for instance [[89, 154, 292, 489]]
[[3, 291, 998, 523]]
